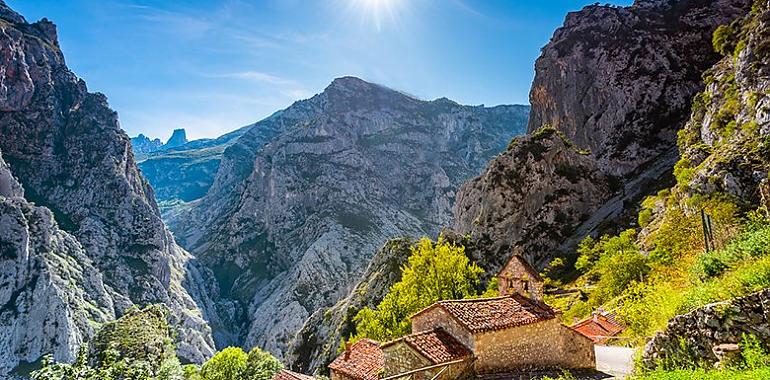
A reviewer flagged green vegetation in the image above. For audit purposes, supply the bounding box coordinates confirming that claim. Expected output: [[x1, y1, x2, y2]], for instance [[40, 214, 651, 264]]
[[352, 236, 484, 342], [713, 24, 736, 56], [31, 306, 283, 380]]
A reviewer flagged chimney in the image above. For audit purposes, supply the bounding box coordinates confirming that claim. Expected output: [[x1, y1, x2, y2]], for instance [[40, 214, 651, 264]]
[[344, 341, 351, 360]]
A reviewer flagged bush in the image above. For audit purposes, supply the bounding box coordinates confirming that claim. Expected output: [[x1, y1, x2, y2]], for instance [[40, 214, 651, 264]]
[[713, 24, 736, 55]]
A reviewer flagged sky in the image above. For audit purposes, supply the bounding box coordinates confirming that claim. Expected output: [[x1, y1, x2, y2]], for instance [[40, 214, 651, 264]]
[[8, 0, 633, 140]]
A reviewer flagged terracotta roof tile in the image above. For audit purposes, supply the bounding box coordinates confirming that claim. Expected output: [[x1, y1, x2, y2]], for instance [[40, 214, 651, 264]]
[[272, 369, 317, 380], [329, 339, 384, 380], [571, 313, 625, 344], [412, 294, 557, 333], [403, 328, 472, 364]]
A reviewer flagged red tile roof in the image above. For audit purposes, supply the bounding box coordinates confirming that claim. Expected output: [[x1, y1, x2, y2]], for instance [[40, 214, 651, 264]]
[[329, 339, 384, 380], [272, 369, 317, 380], [382, 328, 472, 364], [571, 313, 625, 344], [412, 294, 557, 333]]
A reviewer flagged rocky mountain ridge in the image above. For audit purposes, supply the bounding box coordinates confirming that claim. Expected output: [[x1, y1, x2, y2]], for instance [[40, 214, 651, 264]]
[[168, 76, 529, 360], [0, 3, 216, 375]]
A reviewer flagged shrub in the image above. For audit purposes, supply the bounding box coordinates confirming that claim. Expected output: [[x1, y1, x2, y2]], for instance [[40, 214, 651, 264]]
[[713, 24, 735, 56]]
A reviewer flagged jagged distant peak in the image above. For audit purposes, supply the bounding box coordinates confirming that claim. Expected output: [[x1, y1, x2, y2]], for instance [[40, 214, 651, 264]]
[[165, 128, 188, 148], [322, 76, 416, 100]]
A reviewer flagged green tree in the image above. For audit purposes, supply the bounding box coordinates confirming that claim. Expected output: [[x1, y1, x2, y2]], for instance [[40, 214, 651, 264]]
[[201, 347, 249, 380], [245, 347, 283, 380], [353, 236, 484, 341]]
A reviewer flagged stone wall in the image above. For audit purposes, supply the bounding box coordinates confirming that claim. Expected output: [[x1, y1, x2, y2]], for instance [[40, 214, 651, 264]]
[[411, 308, 475, 351], [473, 319, 595, 374], [498, 257, 544, 301], [330, 370, 356, 380], [382, 341, 431, 378], [642, 289, 770, 368], [381, 341, 471, 380]]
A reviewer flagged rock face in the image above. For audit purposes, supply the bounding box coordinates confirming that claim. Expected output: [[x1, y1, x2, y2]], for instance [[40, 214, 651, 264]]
[[454, 0, 752, 271], [454, 128, 612, 269], [529, 0, 752, 177], [168, 76, 529, 360], [642, 288, 770, 368], [0, 2, 215, 375]]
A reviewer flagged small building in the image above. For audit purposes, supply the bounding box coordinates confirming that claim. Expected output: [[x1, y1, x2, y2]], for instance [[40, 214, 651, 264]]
[[498, 255, 544, 301], [329, 339, 385, 380], [272, 369, 317, 380], [571, 311, 625, 344]]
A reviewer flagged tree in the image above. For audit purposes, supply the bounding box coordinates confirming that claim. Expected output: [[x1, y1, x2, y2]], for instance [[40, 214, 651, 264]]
[[201, 347, 249, 380], [353, 236, 484, 341], [245, 347, 283, 380]]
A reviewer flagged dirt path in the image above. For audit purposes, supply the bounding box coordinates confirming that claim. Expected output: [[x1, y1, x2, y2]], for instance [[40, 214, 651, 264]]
[[595, 345, 636, 378]]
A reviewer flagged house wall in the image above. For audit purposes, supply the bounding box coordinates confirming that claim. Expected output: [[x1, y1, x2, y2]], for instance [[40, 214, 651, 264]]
[[411, 308, 475, 351], [498, 259, 544, 300], [382, 342, 432, 379], [472, 319, 595, 374], [382, 341, 474, 380]]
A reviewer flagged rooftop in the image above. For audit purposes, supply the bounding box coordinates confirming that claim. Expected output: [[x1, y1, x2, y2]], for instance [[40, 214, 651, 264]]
[[571, 312, 625, 344], [328, 339, 384, 380], [412, 294, 557, 333], [382, 327, 472, 364], [271, 369, 317, 380]]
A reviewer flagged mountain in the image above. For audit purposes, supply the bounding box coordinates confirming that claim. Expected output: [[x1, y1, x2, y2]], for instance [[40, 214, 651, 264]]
[[0, 3, 216, 376], [453, 0, 753, 271], [167, 76, 529, 359], [130, 134, 163, 154], [134, 126, 250, 211]]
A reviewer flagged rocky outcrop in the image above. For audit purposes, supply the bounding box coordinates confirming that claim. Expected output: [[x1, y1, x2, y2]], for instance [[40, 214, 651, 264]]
[[454, 128, 612, 269], [0, 2, 215, 374], [642, 288, 770, 368], [674, 0, 770, 206], [168, 76, 529, 362], [164, 128, 188, 149], [130, 134, 163, 155], [529, 0, 751, 177]]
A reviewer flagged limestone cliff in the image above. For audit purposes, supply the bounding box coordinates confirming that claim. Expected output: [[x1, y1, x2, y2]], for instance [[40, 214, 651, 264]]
[[0, 2, 215, 374], [168, 76, 529, 359], [454, 0, 752, 272], [529, 0, 752, 177]]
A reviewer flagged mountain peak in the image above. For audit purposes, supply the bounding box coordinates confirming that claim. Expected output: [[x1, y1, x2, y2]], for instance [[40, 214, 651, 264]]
[[165, 128, 188, 148]]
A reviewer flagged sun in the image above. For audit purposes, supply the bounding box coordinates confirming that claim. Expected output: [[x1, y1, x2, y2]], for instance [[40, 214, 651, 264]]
[[348, 0, 406, 32]]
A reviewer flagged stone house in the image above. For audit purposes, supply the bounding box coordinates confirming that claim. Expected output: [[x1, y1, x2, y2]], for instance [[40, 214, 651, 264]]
[[380, 327, 474, 380], [498, 255, 544, 300]]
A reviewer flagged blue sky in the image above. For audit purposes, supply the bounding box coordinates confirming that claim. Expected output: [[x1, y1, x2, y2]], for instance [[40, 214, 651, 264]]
[[8, 0, 632, 140]]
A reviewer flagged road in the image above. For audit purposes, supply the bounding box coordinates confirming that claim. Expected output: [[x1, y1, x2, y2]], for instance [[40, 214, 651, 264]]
[[595, 345, 636, 378]]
